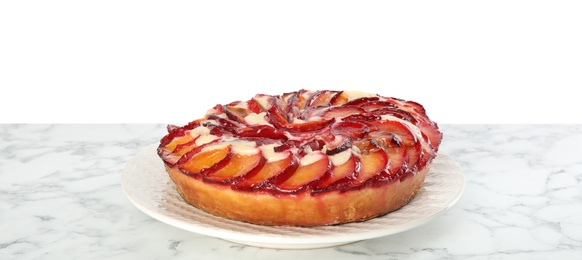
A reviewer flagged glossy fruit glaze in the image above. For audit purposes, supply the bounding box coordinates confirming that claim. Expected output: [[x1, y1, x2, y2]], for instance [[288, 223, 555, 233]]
[[158, 90, 443, 195]]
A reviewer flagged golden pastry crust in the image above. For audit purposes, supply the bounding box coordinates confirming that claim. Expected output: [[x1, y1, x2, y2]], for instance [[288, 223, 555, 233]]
[[166, 163, 430, 226]]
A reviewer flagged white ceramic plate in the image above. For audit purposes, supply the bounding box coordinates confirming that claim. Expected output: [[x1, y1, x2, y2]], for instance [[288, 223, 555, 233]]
[[121, 145, 464, 249]]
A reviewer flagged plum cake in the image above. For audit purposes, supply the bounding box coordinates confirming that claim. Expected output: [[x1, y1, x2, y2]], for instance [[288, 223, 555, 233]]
[[157, 89, 442, 226]]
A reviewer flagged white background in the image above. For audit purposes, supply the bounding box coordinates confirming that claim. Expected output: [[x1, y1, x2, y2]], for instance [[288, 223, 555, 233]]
[[1, 1, 581, 124]]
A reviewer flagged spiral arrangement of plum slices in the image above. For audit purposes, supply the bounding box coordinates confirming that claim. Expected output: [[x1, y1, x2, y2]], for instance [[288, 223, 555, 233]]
[[158, 90, 442, 195]]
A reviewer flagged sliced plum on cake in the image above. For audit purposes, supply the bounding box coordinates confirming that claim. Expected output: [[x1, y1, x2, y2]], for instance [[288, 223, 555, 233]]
[[157, 89, 442, 197], [368, 120, 422, 172], [232, 146, 297, 191], [307, 90, 342, 107], [320, 106, 366, 119], [349, 140, 389, 187], [178, 143, 232, 175], [312, 149, 358, 193], [202, 143, 265, 184], [274, 151, 330, 193]]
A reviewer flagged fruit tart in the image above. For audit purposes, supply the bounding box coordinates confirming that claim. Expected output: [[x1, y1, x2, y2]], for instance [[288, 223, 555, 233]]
[[157, 89, 443, 226]]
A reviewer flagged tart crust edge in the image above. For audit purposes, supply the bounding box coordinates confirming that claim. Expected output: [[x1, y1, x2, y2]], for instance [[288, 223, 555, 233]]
[[165, 164, 430, 227]]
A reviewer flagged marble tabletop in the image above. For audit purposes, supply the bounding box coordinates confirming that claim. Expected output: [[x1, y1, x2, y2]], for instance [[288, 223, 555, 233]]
[[1, 124, 581, 259]]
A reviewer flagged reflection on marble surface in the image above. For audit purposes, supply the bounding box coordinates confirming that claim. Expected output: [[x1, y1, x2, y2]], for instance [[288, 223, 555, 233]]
[[1, 124, 581, 259]]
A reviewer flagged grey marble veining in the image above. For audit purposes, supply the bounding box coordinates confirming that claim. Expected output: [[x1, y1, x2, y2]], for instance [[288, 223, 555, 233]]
[[1, 124, 581, 259]]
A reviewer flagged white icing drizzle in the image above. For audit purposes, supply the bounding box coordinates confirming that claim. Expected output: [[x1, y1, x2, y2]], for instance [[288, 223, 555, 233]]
[[200, 143, 229, 153], [300, 151, 325, 166], [229, 140, 259, 155], [188, 126, 220, 146], [233, 101, 249, 110], [254, 95, 272, 110], [309, 116, 323, 122], [329, 149, 352, 166], [259, 144, 290, 162], [189, 126, 210, 138], [292, 118, 306, 124], [244, 112, 270, 125], [199, 140, 259, 155], [343, 90, 377, 101], [196, 135, 219, 146]]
